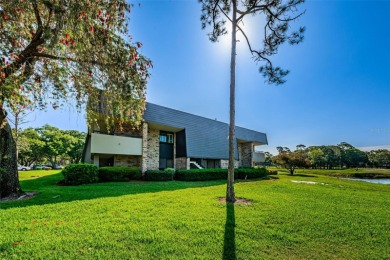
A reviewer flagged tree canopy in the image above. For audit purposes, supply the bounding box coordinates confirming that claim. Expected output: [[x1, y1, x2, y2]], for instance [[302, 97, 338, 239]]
[[0, 0, 151, 199], [0, 0, 151, 128]]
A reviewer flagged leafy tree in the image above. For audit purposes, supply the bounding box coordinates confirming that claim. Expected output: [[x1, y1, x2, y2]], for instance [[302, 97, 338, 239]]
[[64, 130, 85, 164], [343, 148, 368, 168], [367, 149, 390, 168], [6, 99, 34, 161], [17, 127, 45, 166], [308, 148, 325, 168], [200, 0, 305, 202], [264, 151, 273, 166], [0, 1, 151, 198], [273, 149, 310, 174]]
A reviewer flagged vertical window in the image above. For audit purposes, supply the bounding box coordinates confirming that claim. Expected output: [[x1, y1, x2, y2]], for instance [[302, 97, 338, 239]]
[[159, 133, 167, 143], [167, 133, 174, 144]]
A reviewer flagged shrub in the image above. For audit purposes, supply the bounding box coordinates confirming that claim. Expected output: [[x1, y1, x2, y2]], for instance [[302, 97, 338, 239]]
[[267, 170, 278, 175], [144, 170, 174, 181], [61, 164, 98, 185], [164, 168, 176, 174], [98, 166, 142, 182], [175, 168, 228, 181], [236, 167, 268, 179]]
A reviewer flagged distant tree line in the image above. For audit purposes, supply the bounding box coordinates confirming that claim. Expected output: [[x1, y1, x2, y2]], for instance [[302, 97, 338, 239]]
[[16, 125, 85, 167], [264, 142, 390, 174]]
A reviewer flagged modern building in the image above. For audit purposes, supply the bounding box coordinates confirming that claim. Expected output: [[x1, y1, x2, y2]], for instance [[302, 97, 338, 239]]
[[82, 103, 267, 171]]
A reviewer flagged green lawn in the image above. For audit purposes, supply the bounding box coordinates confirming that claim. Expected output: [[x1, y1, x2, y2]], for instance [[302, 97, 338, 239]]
[[1, 170, 389, 259], [269, 167, 390, 178]]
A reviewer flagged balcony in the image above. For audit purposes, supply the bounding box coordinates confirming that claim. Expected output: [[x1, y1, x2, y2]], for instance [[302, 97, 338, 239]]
[[91, 133, 142, 155], [253, 152, 265, 163]]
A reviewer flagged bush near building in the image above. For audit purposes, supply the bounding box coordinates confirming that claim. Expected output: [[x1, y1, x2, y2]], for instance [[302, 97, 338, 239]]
[[144, 169, 175, 181], [98, 166, 142, 182], [61, 164, 98, 185]]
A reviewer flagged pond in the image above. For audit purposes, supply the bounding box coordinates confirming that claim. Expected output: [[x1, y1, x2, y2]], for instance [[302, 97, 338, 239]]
[[344, 178, 390, 184]]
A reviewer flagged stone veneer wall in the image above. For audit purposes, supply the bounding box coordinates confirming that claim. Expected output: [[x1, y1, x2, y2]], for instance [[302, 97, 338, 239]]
[[114, 155, 141, 167], [240, 143, 253, 167], [141, 123, 148, 173], [176, 157, 189, 170], [147, 128, 159, 170]]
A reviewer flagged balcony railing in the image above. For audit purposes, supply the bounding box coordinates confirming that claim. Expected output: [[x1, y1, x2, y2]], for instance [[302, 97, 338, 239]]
[[253, 152, 265, 163], [91, 133, 142, 155]]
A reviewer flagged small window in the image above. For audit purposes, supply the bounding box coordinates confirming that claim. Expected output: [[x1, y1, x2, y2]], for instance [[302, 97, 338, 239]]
[[167, 133, 174, 144], [159, 133, 167, 143]]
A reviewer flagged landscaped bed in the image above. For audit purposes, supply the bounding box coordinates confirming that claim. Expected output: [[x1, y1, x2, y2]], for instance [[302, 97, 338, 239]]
[[0, 170, 389, 259]]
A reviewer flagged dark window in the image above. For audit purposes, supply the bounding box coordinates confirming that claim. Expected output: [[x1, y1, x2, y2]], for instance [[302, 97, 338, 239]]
[[160, 131, 174, 143]]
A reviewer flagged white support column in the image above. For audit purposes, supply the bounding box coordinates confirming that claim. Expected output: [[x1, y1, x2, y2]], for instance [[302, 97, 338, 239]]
[[93, 154, 99, 167]]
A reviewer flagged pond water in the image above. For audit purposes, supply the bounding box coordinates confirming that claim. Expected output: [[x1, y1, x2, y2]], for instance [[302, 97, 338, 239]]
[[344, 178, 390, 184]]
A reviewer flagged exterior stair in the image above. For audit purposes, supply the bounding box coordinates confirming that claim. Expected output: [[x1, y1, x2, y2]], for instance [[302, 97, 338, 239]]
[[189, 161, 203, 169]]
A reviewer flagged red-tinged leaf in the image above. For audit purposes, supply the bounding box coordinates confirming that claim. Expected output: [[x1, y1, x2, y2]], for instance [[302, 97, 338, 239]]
[[12, 242, 21, 246], [55, 221, 61, 225], [32, 229, 37, 233]]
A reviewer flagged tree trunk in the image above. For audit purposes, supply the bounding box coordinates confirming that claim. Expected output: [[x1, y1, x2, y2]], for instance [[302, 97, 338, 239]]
[[0, 107, 23, 199], [226, 0, 237, 204]]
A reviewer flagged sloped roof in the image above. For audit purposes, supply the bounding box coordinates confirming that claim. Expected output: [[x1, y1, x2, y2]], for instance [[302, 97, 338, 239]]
[[143, 103, 268, 160]]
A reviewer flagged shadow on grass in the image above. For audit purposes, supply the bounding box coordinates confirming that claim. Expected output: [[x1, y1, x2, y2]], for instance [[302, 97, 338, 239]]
[[284, 174, 317, 178], [0, 172, 226, 210], [223, 202, 236, 260]]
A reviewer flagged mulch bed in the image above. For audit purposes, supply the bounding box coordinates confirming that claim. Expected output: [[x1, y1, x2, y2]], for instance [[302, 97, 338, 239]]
[[217, 197, 253, 205], [0, 192, 38, 202]]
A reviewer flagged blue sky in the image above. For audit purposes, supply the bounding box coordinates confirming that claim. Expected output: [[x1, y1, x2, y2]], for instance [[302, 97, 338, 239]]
[[25, 0, 390, 154]]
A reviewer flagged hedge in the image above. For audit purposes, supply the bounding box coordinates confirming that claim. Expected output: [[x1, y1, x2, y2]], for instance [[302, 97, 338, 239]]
[[62, 164, 98, 185], [144, 170, 174, 181], [98, 166, 142, 182], [267, 170, 278, 175], [175, 168, 228, 181], [175, 167, 269, 181]]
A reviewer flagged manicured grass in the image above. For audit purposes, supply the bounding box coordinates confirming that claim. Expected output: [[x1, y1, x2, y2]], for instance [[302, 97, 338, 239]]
[[1, 170, 389, 259], [269, 167, 390, 178]]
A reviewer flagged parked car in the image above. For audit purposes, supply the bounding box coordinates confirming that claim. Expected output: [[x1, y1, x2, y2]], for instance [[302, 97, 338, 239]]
[[53, 165, 63, 169], [43, 165, 53, 170], [31, 165, 44, 170], [17, 165, 31, 171]]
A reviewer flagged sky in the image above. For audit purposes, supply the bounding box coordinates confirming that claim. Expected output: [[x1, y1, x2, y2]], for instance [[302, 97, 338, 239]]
[[22, 0, 390, 154]]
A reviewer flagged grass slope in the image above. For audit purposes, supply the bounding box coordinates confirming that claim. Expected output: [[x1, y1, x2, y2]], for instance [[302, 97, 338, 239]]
[[270, 167, 390, 178], [0, 170, 389, 259]]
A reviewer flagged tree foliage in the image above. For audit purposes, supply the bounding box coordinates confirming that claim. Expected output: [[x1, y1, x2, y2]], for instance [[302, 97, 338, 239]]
[[367, 149, 390, 168], [273, 147, 310, 174], [17, 125, 85, 166], [0, 0, 151, 128], [273, 142, 382, 170], [200, 0, 305, 84], [0, 0, 150, 198]]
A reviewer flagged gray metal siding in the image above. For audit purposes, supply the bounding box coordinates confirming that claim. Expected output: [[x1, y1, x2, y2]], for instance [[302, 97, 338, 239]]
[[144, 103, 267, 160]]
